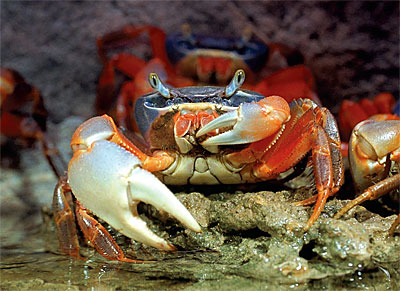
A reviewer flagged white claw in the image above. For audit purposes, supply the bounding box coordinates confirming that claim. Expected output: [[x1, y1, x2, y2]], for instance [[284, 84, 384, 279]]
[[196, 110, 239, 138], [197, 96, 290, 146], [68, 139, 201, 251]]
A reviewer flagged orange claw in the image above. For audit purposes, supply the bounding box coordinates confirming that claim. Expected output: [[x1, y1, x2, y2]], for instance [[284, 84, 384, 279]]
[[334, 119, 400, 236], [197, 95, 290, 147]]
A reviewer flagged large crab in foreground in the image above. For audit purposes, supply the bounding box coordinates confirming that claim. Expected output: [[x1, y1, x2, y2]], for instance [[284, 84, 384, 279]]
[[54, 70, 344, 262]]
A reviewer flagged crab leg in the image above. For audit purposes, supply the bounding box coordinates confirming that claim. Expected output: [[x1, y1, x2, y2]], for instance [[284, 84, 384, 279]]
[[334, 174, 400, 218], [68, 115, 201, 251], [53, 176, 81, 259], [75, 202, 149, 263], [96, 25, 172, 116]]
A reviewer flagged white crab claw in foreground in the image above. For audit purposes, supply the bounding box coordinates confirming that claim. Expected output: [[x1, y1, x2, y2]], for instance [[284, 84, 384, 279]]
[[197, 96, 290, 145], [68, 116, 201, 251]]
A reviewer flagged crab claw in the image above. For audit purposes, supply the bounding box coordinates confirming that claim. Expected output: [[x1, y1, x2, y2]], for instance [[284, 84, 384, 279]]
[[349, 119, 400, 192], [68, 115, 201, 251], [197, 96, 290, 145]]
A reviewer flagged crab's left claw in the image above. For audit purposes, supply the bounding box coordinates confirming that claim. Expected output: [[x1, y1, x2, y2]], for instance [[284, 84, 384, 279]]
[[68, 115, 201, 251], [197, 95, 290, 145]]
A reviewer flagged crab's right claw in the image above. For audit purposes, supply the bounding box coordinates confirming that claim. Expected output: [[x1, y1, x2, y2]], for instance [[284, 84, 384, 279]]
[[68, 115, 201, 251], [197, 95, 290, 145]]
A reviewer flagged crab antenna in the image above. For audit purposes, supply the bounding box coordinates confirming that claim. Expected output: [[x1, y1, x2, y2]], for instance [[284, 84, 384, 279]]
[[224, 69, 245, 97], [149, 73, 171, 98]]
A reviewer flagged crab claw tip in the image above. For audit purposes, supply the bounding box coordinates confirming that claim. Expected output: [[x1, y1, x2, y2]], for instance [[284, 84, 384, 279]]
[[196, 110, 238, 138], [128, 167, 202, 233]]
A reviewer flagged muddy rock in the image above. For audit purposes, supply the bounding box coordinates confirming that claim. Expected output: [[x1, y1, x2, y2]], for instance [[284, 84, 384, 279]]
[[130, 190, 399, 285]]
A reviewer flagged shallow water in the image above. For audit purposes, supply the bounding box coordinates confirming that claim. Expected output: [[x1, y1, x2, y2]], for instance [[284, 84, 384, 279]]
[[1, 200, 399, 290], [1, 234, 398, 290]]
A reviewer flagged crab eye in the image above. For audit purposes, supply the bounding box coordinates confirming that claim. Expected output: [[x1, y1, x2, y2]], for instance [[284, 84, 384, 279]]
[[224, 69, 245, 97], [149, 72, 171, 98]]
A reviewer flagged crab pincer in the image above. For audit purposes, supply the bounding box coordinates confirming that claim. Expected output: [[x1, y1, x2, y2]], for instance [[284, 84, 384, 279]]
[[197, 95, 290, 145], [55, 115, 201, 262]]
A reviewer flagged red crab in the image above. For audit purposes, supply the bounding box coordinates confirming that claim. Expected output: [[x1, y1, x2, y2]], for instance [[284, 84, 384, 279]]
[[0, 68, 66, 176], [53, 70, 343, 262], [338, 92, 399, 141], [95, 25, 319, 131]]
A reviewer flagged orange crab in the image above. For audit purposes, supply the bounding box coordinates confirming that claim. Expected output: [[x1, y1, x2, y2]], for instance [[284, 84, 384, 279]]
[[54, 70, 343, 262], [95, 25, 319, 131]]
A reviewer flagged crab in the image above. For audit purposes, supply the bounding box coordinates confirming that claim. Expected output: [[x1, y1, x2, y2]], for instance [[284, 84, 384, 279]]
[[54, 70, 343, 262], [338, 92, 399, 142], [95, 25, 319, 130], [0, 68, 66, 176], [334, 118, 400, 235]]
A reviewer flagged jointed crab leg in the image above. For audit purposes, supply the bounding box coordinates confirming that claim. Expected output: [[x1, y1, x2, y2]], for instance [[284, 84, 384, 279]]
[[53, 176, 81, 259], [334, 174, 400, 236], [334, 174, 400, 218], [54, 175, 152, 262], [253, 102, 342, 230], [75, 202, 150, 263], [1, 68, 67, 178]]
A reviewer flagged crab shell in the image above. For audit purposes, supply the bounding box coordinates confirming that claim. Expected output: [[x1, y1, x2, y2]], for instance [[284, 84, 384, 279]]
[[165, 31, 269, 83]]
